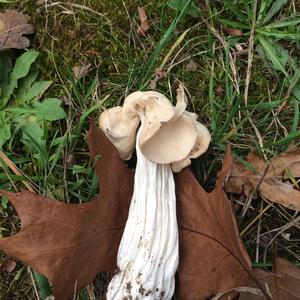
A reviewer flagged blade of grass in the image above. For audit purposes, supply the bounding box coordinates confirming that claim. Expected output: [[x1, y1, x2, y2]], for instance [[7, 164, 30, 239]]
[[262, 0, 288, 25], [33, 272, 52, 299], [257, 30, 300, 41], [139, 0, 192, 89], [258, 35, 289, 78], [264, 17, 300, 29]]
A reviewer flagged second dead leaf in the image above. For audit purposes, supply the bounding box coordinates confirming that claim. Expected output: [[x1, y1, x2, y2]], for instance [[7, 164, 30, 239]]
[[0, 259, 16, 273], [0, 10, 35, 50], [240, 257, 300, 300], [137, 7, 149, 35], [225, 150, 300, 210], [185, 59, 198, 72]]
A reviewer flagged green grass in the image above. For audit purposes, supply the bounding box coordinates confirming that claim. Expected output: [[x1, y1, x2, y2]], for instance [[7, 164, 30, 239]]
[[0, 0, 300, 298]]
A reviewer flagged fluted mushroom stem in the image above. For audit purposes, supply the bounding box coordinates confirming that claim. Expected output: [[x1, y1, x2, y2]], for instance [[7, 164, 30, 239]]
[[107, 130, 179, 300]]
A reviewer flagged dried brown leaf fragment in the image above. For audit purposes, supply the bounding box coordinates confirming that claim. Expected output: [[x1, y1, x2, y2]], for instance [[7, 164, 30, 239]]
[[137, 6, 149, 35], [0, 259, 16, 273], [240, 257, 300, 300], [225, 150, 300, 210], [185, 59, 198, 72], [224, 28, 243, 36], [0, 10, 35, 50], [72, 63, 92, 80]]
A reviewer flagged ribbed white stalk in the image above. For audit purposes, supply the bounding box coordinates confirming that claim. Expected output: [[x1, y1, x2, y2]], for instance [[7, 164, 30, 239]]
[[107, 129, 179, 300]]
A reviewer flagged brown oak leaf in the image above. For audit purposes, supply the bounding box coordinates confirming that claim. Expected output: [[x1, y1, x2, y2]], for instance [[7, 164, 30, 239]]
[[240, 257, 300, 300], [225, 151, 300, 210], [0, 123, 252, 299], [0, 121, 133, 299], [175, 148, 252, 299], [0, 10, 35, 50]]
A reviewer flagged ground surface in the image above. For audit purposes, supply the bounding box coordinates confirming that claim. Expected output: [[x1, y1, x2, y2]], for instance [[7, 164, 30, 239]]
[[0, 0, 299, 299]]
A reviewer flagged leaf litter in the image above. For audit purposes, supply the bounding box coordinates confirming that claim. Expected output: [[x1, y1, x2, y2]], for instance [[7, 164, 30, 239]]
[[0, 10, 35, 50], [240, 257, 300, 300], [225, 150, 300, 210]]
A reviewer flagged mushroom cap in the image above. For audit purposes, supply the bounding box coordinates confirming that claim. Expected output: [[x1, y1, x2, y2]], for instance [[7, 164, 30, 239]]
[[99, 106, 140, 160], [171, 122, 211, 172], [139, 115, 198, 164], [99, 87, 211, 171]]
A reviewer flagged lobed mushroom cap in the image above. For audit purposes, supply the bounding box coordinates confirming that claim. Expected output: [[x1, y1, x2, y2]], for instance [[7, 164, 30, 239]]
[[99, 86, 211, 172]]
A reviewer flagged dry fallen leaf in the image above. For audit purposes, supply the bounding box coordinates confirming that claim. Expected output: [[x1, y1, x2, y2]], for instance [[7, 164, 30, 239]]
[[175, 147, 252, 299], [224, 28, 243, 36], [0, 123, 252, 299], [72, 63, 92, 80], [149, 67, 167, 89], [0, 10, 35, 50], [0, 259, 16, 273], [0, 121, 133, 300], [137, 6, 149, 35], [240, 257, 300, 300], [185, 59, 198, 72], [225, 150, 300, 210]]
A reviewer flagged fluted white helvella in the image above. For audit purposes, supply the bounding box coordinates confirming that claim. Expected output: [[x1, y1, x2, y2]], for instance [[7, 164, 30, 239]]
[[99, 85, 211, 299]]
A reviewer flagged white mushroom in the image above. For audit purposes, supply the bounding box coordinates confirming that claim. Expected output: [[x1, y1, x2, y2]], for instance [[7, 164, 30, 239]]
[[99, 85, 211, 299]]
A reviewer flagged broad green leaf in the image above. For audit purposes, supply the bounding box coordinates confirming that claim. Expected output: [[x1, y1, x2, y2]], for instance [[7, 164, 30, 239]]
[[265, 17, 300, 29], [19, 81, 52, 104], [33, 272, 52, 300], [218, 18, 249, 30], [258, 35, 289, 78], [72, 165, 89, 175], [1, 51, 39, 108], [0, 52, 12, 89], [289, 68, 300, 94], [16, 67, 39, 100], [10, 51, 39, 83], [0, 111, 11, 148], [1, 196, 8, 209], [291, 97, 299, 134], [223, 0, 248, 23], [258, 0, 273, 21], [243, 100, 282, 110], [21, 124, 48, 169], [167, 0, 201, 17], [257, 29, 300, 41], [262, 0, 288, 25], [293, 86, 300, 101], [33, 98, 66, 121], [22, 119, 43, 144]]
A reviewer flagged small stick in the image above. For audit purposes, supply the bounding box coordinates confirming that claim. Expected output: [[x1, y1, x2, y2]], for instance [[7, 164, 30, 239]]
[[241, 203, 273, 237], [0, 151, 35, 193], [28, 267, 41, 300], [242, 164, 270, 217], [255, 201, 264, 263]]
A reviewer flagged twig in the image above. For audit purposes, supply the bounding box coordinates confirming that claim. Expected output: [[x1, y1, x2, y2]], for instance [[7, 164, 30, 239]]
[[255, 201, 264, 263], [242, 164, 270, 217], [0, 151, 35, 193], [28, 268, 41, 300], [211, 286, 265, 299], [241, 203, 273, 237]]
